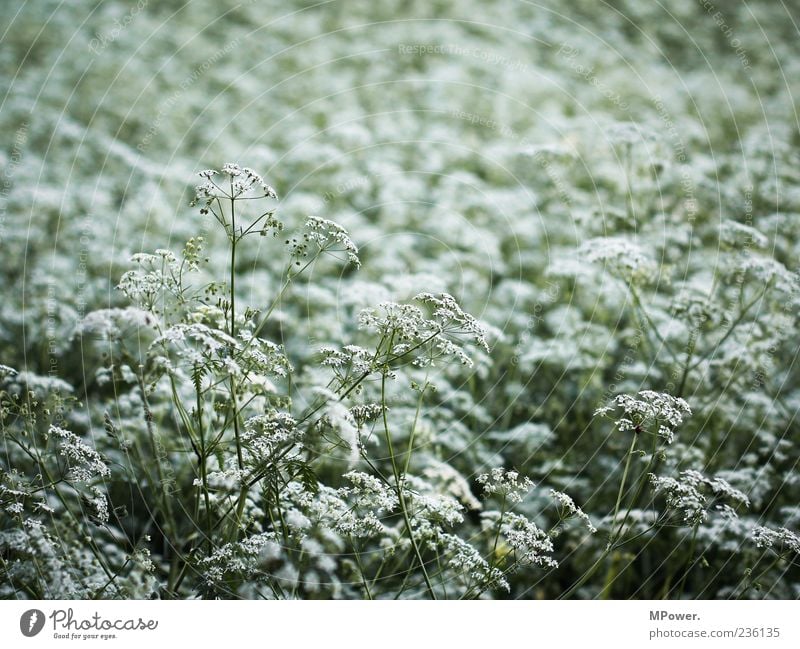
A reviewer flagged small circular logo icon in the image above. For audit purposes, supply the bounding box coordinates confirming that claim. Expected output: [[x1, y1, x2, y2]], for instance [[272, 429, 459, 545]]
[[20, 609, 45, 637]]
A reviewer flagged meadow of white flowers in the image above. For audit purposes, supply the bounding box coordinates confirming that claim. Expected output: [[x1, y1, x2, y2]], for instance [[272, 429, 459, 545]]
[[1, 0, 799, 599]]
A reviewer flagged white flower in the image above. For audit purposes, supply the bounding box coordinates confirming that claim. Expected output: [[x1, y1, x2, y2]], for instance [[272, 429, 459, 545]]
[[50, 426, 110, 483], [190, 163, 279, 204], [289, 216, 360, 268], [83, 487, 109, 525], [579, 236, 656, 284], [0, 364, 18, 378], [199, 532, 278, 583], [436, 532, 509, 593], [752, 526, 800, 555], [499, 512, 558, 568], [549, 490, 596, 533], [342, 471, 398, 512], [649, 469, 749, 526], [4, 502, 24, 515], [476, 468, 534, 504], [358, 293, 488, 368], [242, 411, 300, 464], [221, 162, 242, 177], [596, 390, 691, 442], [720, 220, 768, 249]]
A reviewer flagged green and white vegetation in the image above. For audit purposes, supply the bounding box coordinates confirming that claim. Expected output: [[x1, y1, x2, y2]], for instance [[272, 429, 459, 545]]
[[1, 0, 799, 599]]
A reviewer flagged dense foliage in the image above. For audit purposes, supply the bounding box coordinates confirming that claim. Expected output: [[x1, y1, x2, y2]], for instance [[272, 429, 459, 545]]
[[1, 0, 799, 599]]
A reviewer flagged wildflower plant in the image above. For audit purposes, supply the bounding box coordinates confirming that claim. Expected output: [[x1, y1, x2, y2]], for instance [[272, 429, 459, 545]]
[[2, 163, 542, 600]]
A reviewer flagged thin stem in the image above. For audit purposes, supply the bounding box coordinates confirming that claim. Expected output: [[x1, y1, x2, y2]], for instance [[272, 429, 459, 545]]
[[561, 432, 638, 599], [629, 285, 679, 365], [195, 365, 212, 543], [675, 525, 699, 599], [381, 366, 436, 600], [610, 433, 639, 543], [350, 538, 373, 600], [229, 381, 248, 542], [489, 495, 507, 572], [612, 429, 659, 545], [403, 377, 429, 478], [229, 192, 237, 339], [687, 284, 770, 373], [225, 191, 248, 543]]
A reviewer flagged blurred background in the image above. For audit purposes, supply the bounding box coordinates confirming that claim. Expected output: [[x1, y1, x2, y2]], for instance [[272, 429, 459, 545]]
[[3, 0, 797, 332]]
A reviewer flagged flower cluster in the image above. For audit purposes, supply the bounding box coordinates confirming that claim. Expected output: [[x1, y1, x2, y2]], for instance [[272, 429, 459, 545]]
[[437, 532, 509, 592], [342, 471, 399, 512], [198, 532, 279, 584], [308, 484, 391, 538], [477, 468, 534, 504], [550, 489, 597, 533], [6, 0, 800, 602], [319, 345, 375, 378], [499, 513, 558, 568], [752, 526, 800, 556], [241, 411, 301, 464], [82, 486, 109, 525], [416, 292, 490, 352], [595, 390, 691, 443], [358, 292, 489, 367], [579, 237, 656, 285], [192, 164, 278, 205], [649, 469, 750, 526], [287, 216, 360, 268], [50, 425, 110, 483], [117, 249, 184, 310]]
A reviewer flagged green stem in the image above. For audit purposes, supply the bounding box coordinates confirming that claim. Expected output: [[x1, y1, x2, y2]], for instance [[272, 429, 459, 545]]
[[381, 368, 436, 600], [403, 377, 429, 477], [675, 525, 699, 599], [629, 285, 679, 364], [195, 368, 212, 543], [138, 375, 176, 538], [229, 382, 248, 542], [561, 432, 638, 599], [613, 429, 659, 544], [489, 495, 507, 572], [350, 538, 373, 600], [610, 433, 638, 543], [687, 283, 770, 373], [226, 190, 248, 542], [229, 192, 237, 339]]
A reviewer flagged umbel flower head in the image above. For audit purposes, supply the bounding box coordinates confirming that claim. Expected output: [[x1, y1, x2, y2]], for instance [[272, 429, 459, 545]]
[[578, 236, 656, 285], [594, 390, 691, 443], [189, 163, 283, 240], [358, 292, 489, 367], [286, 216, 360, 268], [476, 468, 533, 504], [191, 164, 278, 207], [649, 469, 750, 526]]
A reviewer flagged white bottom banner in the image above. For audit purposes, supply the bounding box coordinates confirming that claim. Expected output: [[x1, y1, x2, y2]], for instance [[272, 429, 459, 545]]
[[1, 601, 797, 648]]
